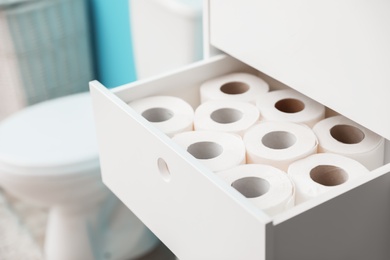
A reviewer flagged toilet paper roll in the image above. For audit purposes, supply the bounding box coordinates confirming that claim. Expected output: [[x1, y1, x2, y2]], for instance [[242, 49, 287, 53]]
[[200, 72, 269, 104], [256, 89, 325, 127], [128, 96, 194, 137], [288, 153, 369, 204], [218, 164, 294, 216], [243, 121, 318, 172], [194, 100, 260, 137], [313, 115, 385, 171], [172, 131, 246, 172]]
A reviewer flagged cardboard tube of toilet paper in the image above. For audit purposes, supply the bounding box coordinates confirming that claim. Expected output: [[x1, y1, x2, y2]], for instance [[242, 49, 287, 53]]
[[200, 72, 269, 104], [172, 131, 246, 172], [194, 100, 260, 137], [313, 115, 385, 171], [256, 89, 325, 128], [128, 96, 194, 137], [243, 121, 318, 172], [288, 153, 369, 204], [217, 164, 294, 216]]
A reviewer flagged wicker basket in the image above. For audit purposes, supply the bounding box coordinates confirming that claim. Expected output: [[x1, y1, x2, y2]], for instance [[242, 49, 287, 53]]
[[0, 0, 94, 120]]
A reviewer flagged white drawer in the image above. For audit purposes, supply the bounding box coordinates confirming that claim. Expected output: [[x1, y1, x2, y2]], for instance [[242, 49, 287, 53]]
[[90, 54, 390, 260]]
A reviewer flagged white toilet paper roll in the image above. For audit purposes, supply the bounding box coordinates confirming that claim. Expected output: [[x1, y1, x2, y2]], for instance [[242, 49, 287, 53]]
[[194, 100, 260, 137], [172, 131, 246, 172], [200, 72, 269, 104], [256, 89, 325, 127], [244, 121, 318, 172], [218, 164, 294, 216], [128, 96, 194, 137], [288, 153, 369, 204], [313, 115, 385, 171]]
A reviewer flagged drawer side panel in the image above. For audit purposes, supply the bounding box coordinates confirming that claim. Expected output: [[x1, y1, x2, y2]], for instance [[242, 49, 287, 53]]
[[273, 167, 390, 260]]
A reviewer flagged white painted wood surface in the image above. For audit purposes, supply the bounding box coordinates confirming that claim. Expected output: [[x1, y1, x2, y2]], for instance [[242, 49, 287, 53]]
[[210, 0, 390, 140]]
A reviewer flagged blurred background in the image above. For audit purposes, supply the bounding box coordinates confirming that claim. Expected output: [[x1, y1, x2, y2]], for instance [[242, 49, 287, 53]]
[[0, 0, 203, 259]]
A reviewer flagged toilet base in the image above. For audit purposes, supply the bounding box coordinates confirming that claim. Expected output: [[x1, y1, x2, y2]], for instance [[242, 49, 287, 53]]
[[44, 194, 159, 260]]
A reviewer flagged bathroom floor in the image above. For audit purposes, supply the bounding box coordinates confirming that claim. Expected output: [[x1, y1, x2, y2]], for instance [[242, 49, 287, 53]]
[[0, 188, 176, 260], [135, 242, 176, 260]]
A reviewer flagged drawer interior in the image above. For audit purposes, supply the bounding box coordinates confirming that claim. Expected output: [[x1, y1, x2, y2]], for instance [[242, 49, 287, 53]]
[[90, 54, 390, 260]]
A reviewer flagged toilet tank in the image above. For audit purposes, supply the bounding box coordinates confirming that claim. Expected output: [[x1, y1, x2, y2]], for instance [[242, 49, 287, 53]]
[[130, 0, 203, 79]]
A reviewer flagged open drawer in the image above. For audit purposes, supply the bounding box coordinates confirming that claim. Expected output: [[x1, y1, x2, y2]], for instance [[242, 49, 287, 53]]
[[90, 54, 390, 260]]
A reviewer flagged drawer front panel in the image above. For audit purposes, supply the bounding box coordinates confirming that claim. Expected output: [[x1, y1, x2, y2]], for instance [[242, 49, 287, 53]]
[[90, 56, 272, 260]]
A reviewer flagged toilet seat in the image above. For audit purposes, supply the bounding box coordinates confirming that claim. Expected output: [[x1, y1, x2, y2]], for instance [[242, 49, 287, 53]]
[[0, 92, 103, 205], [0, 159, 100, 181], [0, 92, 99, 177]]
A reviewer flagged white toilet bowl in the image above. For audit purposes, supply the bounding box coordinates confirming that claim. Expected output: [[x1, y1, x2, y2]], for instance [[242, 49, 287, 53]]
[[0, 93, 159, 260]]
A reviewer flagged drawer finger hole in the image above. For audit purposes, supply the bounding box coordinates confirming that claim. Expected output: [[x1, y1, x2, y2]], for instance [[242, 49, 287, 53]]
[[157, 158, 171, 182]]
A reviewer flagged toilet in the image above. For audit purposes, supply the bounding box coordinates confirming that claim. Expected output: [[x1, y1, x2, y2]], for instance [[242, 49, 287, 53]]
[[0, 93, 159, 260]]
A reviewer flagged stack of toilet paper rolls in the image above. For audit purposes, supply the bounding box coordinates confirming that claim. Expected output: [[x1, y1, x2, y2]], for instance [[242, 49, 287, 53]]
[[128, 72, 385, 216]]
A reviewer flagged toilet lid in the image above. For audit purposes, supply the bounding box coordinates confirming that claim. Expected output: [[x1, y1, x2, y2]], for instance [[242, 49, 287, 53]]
[[0, 92, 99, 175]]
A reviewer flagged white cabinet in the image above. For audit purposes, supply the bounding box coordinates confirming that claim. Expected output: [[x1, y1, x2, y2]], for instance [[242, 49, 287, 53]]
[[90, 1, 390, 259], [209, 0, 390, 140]]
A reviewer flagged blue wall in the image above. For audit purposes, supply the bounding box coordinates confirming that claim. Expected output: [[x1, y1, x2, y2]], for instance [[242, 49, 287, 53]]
[[89, 0, 137, 88]]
